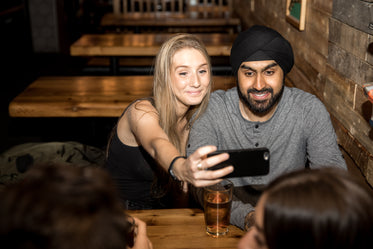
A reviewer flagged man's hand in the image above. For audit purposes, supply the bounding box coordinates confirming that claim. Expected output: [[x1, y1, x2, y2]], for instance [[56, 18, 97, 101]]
[[131, 217, 153, 249], [244, 211, 256, 231]]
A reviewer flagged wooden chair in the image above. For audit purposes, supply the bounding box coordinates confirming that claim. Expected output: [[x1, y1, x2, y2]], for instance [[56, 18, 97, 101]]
[[113, 0, 184, 16], [186, 0, 233, 18]]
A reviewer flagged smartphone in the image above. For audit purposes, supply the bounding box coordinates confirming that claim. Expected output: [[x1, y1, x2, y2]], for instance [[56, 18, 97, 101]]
[[207, 147, 270, 178]]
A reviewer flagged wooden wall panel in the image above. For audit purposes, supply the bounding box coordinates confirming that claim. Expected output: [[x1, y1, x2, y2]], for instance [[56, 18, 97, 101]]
[[311, 0, 333, 14], [324, 64, 355, 107], [329, 18, 372, 63], [307, 4, 329, 35], [332, 0, 373, 35], [328, 43, 373, 86], [368, 35, 373, 65], [333, 116, 373, 186]]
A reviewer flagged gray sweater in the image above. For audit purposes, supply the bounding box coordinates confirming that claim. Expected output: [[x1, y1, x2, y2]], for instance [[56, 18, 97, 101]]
[[186, 86, 347, 229]]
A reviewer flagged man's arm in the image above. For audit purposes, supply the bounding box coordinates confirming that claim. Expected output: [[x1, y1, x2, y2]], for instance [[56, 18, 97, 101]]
[[231, 198, 255, 230], [187, 113, 219, 156], [303, 97, 347, 169]]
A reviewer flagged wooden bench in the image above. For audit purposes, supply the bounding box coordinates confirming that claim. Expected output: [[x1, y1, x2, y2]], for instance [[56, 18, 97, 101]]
[[100, 12, 241, 33], [102, 0, 240, 34], [113, 0, 184, 16], [9, 75, 235, 118]]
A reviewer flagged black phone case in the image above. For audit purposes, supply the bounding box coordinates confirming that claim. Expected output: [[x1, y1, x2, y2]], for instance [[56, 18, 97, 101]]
[[207, 147, 270, 178]]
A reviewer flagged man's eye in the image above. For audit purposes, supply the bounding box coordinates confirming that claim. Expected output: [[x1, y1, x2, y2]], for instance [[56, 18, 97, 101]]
[[265, 70, 275, 75], [245, 71, 255, 77]]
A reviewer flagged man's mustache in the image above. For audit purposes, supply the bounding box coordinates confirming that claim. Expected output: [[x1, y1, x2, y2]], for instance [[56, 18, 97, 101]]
[[247, 88, 273, 94]]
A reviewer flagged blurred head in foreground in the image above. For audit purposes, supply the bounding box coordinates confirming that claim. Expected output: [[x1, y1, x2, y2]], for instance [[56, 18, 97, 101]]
[[238, 168, 373, 249], [0, 164, 137, 249]]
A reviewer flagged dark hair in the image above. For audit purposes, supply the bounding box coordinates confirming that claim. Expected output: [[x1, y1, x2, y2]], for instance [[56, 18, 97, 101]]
[[263, 168, 373, 249], [0, 163, 134, 249]]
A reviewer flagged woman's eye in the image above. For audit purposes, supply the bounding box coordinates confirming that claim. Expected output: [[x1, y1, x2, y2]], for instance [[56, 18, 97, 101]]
[[179, 72, 188, 76], [199, 69, 207, 74]]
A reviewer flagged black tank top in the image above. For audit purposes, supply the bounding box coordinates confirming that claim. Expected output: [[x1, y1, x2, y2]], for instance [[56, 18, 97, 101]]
[[105, 99, 173, 209]]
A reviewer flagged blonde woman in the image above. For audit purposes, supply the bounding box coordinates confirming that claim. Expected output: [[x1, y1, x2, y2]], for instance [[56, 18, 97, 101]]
[[105, 34, 233, 209]]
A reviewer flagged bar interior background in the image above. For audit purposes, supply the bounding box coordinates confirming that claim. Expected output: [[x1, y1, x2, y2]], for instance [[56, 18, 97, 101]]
[[1, 0, 372, 187]]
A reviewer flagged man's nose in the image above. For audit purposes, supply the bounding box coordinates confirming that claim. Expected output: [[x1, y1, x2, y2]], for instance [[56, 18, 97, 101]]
[[253, 75, 266, 90]]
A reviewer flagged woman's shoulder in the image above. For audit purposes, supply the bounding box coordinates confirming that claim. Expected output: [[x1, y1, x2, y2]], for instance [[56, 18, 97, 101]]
[[118, 98, 159, 139], [127, 98, 158, 121], [129, 98, 156, 112]]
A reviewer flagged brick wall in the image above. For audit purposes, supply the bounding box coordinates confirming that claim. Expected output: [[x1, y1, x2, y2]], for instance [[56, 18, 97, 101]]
[[234, 0, 373, 186]]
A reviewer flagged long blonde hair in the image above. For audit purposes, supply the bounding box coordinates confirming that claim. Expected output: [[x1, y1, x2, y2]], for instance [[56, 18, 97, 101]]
[[153, 34, 212, 154]]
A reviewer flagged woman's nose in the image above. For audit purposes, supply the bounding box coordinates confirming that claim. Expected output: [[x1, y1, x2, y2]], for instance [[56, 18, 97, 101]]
[[190, 74, 201, 87]]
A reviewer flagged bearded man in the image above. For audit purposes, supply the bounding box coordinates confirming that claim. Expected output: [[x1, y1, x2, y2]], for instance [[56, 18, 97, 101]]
[[186, 25, 347, 230]]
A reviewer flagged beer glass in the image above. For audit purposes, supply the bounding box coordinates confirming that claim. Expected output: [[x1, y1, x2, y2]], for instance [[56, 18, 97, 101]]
[[203, 179, 233, 237]]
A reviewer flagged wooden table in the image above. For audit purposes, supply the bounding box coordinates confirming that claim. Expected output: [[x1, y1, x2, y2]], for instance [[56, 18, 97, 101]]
[[70, 33, 236, 74], [127, 208, 244, 249], [9, 75, 235, 118], [71, 33, 236, 57], [100, 12, 241, 34]]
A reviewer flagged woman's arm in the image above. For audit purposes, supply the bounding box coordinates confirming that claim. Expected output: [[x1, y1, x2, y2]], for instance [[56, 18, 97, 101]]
[[119, 100, 233, 187]]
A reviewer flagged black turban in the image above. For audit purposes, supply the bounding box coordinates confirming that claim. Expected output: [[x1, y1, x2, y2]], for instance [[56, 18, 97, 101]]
[[230, 25, 294, 75]]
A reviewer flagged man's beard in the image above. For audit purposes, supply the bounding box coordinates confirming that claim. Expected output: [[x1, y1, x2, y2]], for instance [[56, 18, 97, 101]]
[[238, 84, 284, 115]]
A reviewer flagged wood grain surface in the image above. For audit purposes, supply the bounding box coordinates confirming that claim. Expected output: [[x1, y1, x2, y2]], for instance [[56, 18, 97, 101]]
[[9, 75, 236, 117], [70, 33, 237, 57], [127, 208, 245, 249]]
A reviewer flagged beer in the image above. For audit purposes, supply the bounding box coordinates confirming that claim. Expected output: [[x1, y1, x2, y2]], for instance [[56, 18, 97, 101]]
[[203, 179, 233, 237]]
